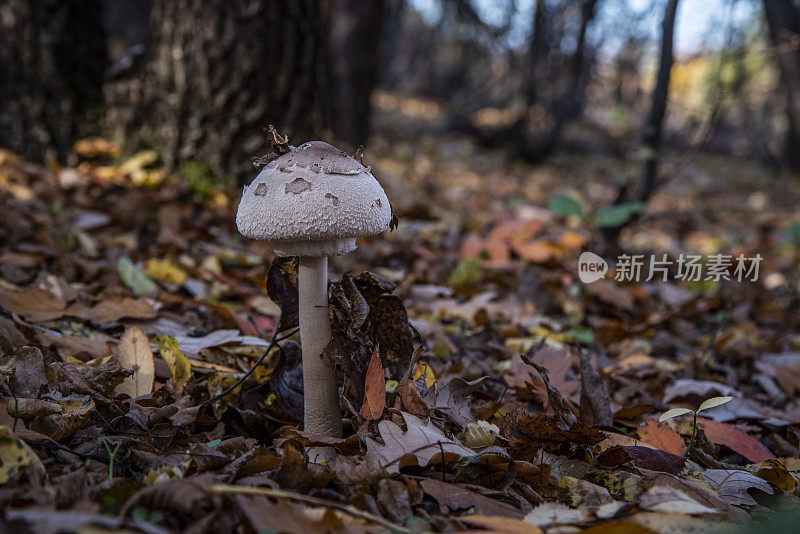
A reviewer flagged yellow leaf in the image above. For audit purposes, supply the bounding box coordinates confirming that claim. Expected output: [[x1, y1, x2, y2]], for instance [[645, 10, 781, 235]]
[[114, 326, 155, 398], [154, 335, 192, 390], [463, 420, 499, 448], [749, 459, 799, 492], [412, 361, 436, 388], [0, 426, 44, 485], [143, 258, 188, 285], [73, 137, 120, 159], [119, 150, 159, 175]]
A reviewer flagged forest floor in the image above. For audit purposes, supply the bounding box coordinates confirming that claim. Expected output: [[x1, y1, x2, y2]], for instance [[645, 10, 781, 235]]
[[1, 98, 800, 533]]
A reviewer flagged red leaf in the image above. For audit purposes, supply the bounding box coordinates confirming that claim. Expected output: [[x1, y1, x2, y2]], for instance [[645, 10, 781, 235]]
[[359, 346, 386, 420], [637, 418, 687, 456], [697, 417, 776, 463], [597, 445, 686, 475]]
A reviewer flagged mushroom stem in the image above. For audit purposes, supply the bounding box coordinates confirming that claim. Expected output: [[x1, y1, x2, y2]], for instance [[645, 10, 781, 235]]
[[298, 255, 343, 438]]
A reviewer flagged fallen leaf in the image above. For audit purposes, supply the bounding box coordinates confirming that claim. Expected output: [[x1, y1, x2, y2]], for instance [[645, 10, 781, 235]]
[[64, 298, 155, 325], [637, 419, 686, 456], [697, 418, 775, 463], [412, 361, 436, 388], [267, 257, 299, 331], [579, 352, 613, 426], [0, 286, 66, 322], [117, 256, 158, 297], [153, 335, 191, 390], [360, 346, 386, 420], [596, 446, 686, 475], [421, 478, 523, 518], [113, 326, 155, 398], [701, 469, 774, 506], [748, 459, 799, 492], [0, 426, 45, 485], [463, 421, 500, 448], [524, 502, 589, 527], [422, 376, 486, 427], [365, 412, 474, 474], [461, 514, 542, 533], [143, 258, 188, 285], [504, 410, 606, 450], [170, 329, 269, 356], [11, 345, 47, 397], [638, 485, 719, 515], [639, 472, 749, 521]]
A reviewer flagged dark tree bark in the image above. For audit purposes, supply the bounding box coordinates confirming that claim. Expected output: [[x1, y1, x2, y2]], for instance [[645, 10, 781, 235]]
[[631, 0, 680, 204], [0, 0, 107, 162], [603, 0, 679, 244], [762, 0, 800, 170], [523, 0, 549, 109], [107, 0, 331, 183], [328, 0, 386, 147], [533, 0, 600, 159]]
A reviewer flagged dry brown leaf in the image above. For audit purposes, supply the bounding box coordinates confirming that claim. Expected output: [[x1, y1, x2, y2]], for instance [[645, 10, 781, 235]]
[[365, 412, 474, 474], [0, 286, 67, 322], [114, 326, 155, 398], [359, 346, 386, 420], [421, 478, 524, 518], [700, 469, 774, 507], [636, 419, 686, 456]]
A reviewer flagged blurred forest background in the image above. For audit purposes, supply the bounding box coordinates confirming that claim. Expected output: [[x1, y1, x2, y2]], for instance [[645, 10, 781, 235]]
[[2, 0, 799, 197]]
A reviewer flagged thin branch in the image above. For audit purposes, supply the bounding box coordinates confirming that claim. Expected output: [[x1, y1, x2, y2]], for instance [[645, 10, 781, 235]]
[[202, 327, 299, 406]]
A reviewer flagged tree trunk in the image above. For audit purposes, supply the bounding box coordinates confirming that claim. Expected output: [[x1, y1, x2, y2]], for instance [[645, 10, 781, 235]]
[[0, 0, 107, 162], [603, 0, 679, 244], [328, 0, 386, 148], [632, 0, 680, 203], [762, 0, 800, 171], [533, 0, 600, 159], [107, 0, 331, 183]]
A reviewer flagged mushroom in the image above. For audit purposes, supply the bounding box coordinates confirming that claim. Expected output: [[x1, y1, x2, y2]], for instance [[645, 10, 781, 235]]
[[236, 141, 392, 441]]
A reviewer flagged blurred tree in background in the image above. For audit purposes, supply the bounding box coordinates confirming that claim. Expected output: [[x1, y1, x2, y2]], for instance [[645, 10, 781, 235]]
[[1, 0, 799, 183], [0, 0, 108, 162]]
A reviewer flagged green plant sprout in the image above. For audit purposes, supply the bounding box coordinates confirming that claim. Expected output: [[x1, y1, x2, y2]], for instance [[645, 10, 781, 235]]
[[103, 439, 122, 480], [659, 396, 733, 457]]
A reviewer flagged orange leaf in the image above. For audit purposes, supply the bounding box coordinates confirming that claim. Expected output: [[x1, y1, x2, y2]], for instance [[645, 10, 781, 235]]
[[460, 233, 484, 259], [559, 231, 585, 250], [637, 418, 686, 456], [697, 417, 776, 463], [485, 238, 511, 268], [513, 240, 552, 263], [359, 346, 385, 420]]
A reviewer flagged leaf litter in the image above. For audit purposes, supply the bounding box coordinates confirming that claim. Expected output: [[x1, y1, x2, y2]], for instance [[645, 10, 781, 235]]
[[1, 128, 800, 533]]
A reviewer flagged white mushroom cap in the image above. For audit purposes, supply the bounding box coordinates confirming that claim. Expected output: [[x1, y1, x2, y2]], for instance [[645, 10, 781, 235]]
[[236, 141, 392, 256]]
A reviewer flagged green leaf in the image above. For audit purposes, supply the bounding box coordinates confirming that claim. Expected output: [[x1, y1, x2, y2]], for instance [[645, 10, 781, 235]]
[[566, 326, 594, 345], [658, 408, 693, 422], [784, 222, 800, 244], [548, 194, 584, 219], [595, 202, 646, 228], [696, 396, 733, 413], [448, 257, 482, 291], [117, 256, 158, 296]]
